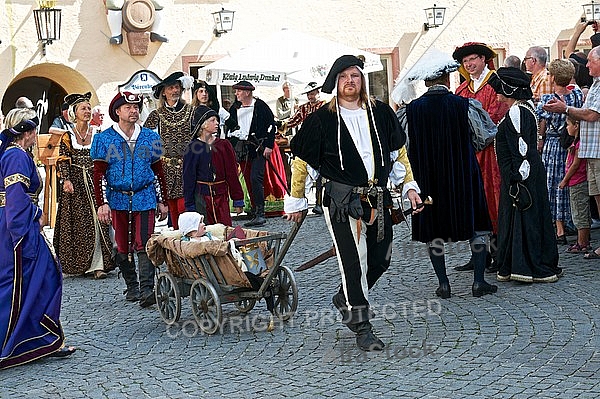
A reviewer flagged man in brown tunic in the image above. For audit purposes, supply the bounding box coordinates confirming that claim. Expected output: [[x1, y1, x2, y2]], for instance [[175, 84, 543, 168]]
[[144, 71, 195, 229]]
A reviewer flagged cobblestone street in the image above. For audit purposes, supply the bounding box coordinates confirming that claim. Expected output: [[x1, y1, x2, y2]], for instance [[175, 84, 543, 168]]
[[1, 212, 598, 398]]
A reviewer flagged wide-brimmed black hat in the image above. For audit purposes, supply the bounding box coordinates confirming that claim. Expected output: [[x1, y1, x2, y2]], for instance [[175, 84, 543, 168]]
[[191, 105, 219, 135], [452, 42, 496, 62], [300, 81, 321, 95], [152, 71, 184, 99], [488, 67, 533, 100], [108, 91, 143, 122], [321, 55, 364, 94], [232, 80, 255, 91]]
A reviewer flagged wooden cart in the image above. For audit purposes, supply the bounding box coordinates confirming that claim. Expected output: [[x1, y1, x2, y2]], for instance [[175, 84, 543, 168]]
[[147, 211, 306, 335]]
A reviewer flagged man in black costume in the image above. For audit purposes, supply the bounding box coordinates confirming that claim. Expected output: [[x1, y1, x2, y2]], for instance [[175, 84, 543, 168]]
[[393, 49, 498, 299], [286, 55, 422, 351]]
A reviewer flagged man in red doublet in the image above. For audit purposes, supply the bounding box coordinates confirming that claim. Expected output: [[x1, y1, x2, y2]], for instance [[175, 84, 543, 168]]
[[453, 42, 509, 273]]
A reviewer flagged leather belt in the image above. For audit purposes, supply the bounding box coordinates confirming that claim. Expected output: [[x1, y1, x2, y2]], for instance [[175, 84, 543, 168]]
[[353, 184, 385, 242]]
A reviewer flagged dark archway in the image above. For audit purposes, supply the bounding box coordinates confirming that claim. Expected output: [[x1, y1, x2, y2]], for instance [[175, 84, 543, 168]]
[[2, 77, 67, 134]]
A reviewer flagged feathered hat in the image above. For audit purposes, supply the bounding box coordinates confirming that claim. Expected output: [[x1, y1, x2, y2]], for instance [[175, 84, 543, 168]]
[[391, 48, 459, 105]]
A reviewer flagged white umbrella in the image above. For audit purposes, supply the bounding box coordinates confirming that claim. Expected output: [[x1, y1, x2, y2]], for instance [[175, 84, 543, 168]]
[[197, 28, 382, 87]]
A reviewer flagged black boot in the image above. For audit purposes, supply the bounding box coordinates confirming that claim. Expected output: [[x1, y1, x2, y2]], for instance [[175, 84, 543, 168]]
[[472, 243, 497, 297], [428, 244, 451, 298], [137, 252, 156, 308], [245, 204, 266, 227], [332, 292, 359, 332], [115, 253, 140, 302], [355, 321, 385, 351], [485, 234, 499, 273], [454, 256, 475, 271]]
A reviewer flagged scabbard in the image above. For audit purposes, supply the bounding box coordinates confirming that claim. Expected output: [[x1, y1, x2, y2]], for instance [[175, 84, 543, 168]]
[[295, 246, 336, 272]]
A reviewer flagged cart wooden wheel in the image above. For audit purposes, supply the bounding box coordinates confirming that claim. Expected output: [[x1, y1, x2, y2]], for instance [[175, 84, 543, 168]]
[[234, 299, 256, 313], [190, 279, 222, 335], [272, 265, 298, 321], [155, 272, 181, 325]]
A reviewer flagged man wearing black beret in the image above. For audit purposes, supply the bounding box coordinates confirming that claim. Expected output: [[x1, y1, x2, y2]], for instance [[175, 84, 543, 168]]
[[286, 55, 422, 351]]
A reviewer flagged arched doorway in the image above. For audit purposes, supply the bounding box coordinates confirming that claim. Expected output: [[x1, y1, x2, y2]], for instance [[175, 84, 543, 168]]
[[2, 64, 97, 133]]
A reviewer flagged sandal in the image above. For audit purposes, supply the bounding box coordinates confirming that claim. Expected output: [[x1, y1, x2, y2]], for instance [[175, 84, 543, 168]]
[[556, 235, 567, 245], [48, 346, 76, 358], [583, 250, 600, 260], [566, 243, 591, 254]]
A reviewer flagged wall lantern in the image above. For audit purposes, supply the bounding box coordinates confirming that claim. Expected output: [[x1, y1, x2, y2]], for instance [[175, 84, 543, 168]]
[[33, 1, 61, 56], [424, 4, 446, 31], [583, 1, 600, 22], [212, 8, 235, 37]]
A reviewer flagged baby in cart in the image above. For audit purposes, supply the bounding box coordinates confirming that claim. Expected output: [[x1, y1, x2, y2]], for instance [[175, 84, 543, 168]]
[[178, 212, 215, 242]]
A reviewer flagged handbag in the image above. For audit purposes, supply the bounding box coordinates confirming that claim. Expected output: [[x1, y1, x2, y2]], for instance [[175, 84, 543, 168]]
[[509, 182, 532, 211], [469, 99, 497, 151]]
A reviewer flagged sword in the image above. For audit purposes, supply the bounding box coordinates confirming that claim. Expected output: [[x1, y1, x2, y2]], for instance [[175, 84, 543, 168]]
[[295, 245, 336, 272]]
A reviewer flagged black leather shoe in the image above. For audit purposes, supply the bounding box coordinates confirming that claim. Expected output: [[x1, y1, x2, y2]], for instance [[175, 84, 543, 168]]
[[244, 216, 266, 227], [435, 282, 451, 299], [485, 259, 499, 274], [454, 260, 474, 271], [355, 322, 385, 351], [472, 281, 498, 297], [139, 292, 156, 308], [312, 205, 324, 215], [150, 32, 169, 43], [125, 286, 140, 302]]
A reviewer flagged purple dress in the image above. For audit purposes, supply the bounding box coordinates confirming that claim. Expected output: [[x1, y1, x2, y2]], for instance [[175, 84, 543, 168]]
[[0, 145, 64, 369]]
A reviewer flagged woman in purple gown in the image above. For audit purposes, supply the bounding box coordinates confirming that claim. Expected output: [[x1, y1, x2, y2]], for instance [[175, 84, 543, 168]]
[[0, 108, 75, 370]]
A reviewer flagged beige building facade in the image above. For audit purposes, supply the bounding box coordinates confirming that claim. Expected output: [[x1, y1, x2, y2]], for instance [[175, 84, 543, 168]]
[[0, 0, 596, 131]]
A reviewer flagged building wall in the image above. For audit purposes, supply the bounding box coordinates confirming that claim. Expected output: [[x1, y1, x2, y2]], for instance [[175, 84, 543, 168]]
[[0, 0, 594, 121]]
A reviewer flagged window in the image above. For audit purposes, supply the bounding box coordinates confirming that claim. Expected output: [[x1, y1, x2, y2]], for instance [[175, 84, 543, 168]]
[[368, 55, 390, 105]]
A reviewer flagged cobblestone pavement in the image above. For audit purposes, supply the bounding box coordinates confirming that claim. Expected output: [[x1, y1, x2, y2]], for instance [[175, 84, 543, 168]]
[[1, 212, 599, 398]]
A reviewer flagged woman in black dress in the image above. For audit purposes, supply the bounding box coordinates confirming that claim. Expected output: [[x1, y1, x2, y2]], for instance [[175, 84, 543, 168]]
[[489, 67, 562, 283]]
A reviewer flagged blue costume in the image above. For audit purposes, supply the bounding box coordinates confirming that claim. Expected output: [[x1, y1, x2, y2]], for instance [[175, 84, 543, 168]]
[[0, 146, 64, 369], [90, 125, 163, 211]]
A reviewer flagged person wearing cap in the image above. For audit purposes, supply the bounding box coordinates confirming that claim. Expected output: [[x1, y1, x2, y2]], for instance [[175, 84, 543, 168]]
[[393, 48, 498, 299], [91, 91, 169, 308], [287, 81, 327, 215], [452, 42, 509, 274], [524, 46, 552, 105], [286, 55, 422, 352], [48, 101, 74, 136], [489, 67, 562, 282], [544, 45, 600, 259], [228, 80, 283, 227], [0, 107, 77, 368], [144, 71, 195, 230], [53, 92, 113, 279], [182, 105, 244, 226]]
